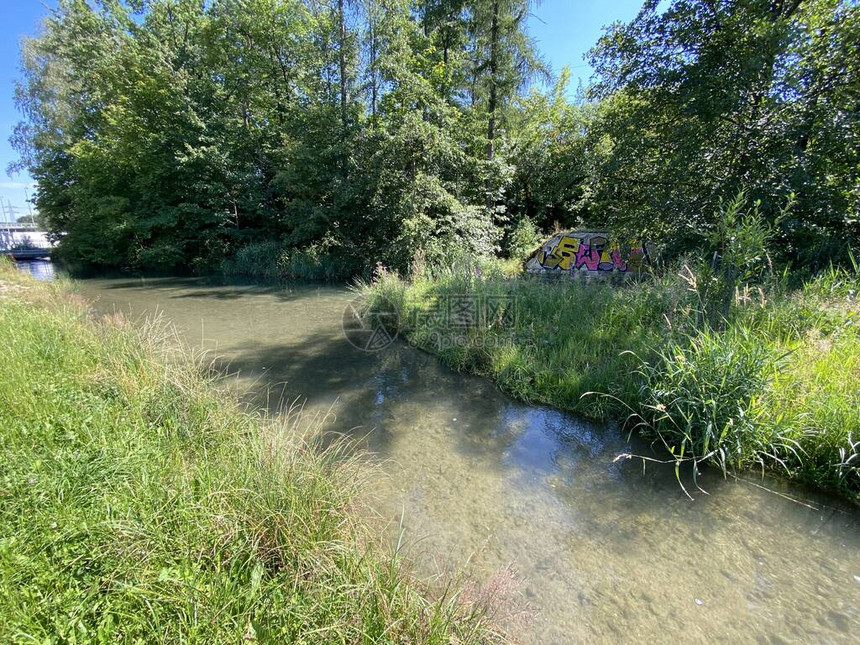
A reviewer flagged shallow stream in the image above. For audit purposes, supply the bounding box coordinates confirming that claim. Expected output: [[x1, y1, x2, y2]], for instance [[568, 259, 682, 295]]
[[75, 275, 859, 644]]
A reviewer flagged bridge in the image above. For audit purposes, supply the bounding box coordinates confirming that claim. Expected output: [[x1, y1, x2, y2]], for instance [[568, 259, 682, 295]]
[[0, 222, 54, 260], [0, 222, 38, 232], [1, 248, 53, 260]]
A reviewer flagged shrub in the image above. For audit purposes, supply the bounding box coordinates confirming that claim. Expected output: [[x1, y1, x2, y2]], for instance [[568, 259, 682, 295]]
[[684, 191, 778, 329], [221, 241, 288, 280], [221, 242, 364, 282], [636, 328, 787, 485], [505, 217, 542, 262]]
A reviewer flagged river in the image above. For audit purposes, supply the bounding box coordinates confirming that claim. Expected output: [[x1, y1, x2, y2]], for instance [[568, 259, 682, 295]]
[[68, 274, 858, 644]]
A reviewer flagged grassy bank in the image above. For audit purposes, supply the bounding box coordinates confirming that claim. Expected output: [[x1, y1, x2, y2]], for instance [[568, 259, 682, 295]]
[[366, 264, 860, 501], [0, 263, 502, 643]]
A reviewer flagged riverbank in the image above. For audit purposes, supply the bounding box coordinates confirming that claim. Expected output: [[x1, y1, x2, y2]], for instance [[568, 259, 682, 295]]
[[0, 263, 502, 643], [220, 242, 364, 283], [366, 264, 860, 501]]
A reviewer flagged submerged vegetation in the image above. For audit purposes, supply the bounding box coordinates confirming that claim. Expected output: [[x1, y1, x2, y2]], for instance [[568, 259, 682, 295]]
[[366, 237, 860, 500], [0, 262, 503, 643]]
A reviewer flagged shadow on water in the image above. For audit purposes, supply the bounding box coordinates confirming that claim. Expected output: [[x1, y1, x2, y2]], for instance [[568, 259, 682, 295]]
[[94, 275, 343, 302], [74, 276, 860, 645]]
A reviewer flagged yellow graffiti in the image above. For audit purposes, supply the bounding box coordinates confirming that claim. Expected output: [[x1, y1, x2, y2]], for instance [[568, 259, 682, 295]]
[[627, 244, 646, 271], [535, 232, 648, 273], [539, 235, 580, 270]]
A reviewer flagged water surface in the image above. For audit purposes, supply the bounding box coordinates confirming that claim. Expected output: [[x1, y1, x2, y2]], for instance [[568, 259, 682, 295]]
[[14, 259, 55, 281], [77, 276, 860, 644]]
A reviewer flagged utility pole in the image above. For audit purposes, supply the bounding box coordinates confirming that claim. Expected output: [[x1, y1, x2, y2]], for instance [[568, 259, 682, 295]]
[[24, 187, 34, 219], [6, 199, 18, 222]]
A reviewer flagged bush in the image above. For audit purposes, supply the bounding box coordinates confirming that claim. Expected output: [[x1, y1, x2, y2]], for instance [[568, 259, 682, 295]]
[[220, 241, 288, 280], [684, 191, 778, 329], [221, 242, 364, 282], [505, 217, 542, 262]]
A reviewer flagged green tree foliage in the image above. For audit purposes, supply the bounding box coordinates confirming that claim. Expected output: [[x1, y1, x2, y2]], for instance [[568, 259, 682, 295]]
[[504, 68, 593, 232], [12, 0, 544, 274], [587, 0, 860, 266], [11, 0, 859, 274]]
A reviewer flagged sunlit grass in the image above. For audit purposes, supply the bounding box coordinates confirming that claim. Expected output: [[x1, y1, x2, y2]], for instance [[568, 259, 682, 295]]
[[0, 261, 504, 644], [367, 262, 860, 501]]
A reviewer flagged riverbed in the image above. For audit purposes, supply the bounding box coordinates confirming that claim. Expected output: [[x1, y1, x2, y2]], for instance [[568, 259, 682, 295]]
[[73, 275, 859, 644]]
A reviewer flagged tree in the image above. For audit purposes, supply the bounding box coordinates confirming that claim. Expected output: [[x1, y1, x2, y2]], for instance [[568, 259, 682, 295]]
[[355, 0, 499, 269], [504, 68, 593, 233], [587, 0, 860, 266], [466, 0, 547, 216]]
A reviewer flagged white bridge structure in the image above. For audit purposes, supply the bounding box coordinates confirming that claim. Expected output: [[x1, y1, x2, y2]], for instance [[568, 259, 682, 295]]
[[0, 222, 55, 260]]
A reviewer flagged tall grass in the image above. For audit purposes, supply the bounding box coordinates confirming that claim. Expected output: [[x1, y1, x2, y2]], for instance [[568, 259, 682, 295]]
[[0, 262, 504, 643], [366, 261, 860, 501], [635, 327, 791, 483], [367, 266, 684, 419]]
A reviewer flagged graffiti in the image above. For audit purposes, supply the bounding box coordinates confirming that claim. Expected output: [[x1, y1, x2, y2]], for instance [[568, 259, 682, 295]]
[[528, 231, 650, 277]]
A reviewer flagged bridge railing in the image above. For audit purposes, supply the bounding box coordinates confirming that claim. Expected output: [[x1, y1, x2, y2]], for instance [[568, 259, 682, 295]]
[[0, 224, 53, 251], [0, 221, 38, 230]]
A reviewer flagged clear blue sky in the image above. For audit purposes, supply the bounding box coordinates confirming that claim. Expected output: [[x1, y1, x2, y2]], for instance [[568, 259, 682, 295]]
[[0, 0, 644, 219]]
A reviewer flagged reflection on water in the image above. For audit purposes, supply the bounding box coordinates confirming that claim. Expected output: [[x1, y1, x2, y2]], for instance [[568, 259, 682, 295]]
[[14, 260, 55, 281], [77, 277, 860, 644]]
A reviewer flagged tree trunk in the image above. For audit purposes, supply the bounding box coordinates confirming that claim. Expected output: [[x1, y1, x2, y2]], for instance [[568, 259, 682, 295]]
[[369, 6, 377, 123], [338, 0, 349, 178], [485, 0, 500, 211], [486, 0, 499, 163]]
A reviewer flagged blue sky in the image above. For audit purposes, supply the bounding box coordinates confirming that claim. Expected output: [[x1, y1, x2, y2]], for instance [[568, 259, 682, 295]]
[[0, 0, 644, 219]]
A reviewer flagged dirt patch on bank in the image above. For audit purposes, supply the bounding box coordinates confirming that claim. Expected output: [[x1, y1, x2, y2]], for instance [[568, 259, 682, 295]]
[[0, 279, 31, 298]]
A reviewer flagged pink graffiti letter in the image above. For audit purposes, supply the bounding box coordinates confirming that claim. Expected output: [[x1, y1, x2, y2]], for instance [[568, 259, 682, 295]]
[[575, 244, 600, 271]]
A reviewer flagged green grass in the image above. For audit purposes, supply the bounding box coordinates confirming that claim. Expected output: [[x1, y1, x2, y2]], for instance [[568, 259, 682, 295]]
[[0, 263, 503, 644], [365, 263, 860, 501], [366, 267, 683, 419]]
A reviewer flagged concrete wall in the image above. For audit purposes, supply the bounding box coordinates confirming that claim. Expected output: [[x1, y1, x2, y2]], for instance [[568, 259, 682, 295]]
[[526, 231, 651, 278]]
